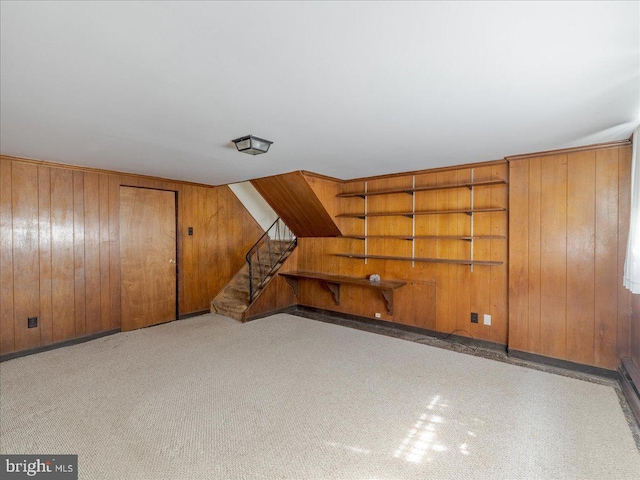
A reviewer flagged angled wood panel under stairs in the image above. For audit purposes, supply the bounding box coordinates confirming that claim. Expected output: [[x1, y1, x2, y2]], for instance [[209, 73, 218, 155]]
[[211, 239, 297, 321], [251, 171, 342, 237]]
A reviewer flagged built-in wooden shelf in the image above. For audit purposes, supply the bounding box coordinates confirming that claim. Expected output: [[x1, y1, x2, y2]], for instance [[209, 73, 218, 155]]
[[337, 207, 507, 219], [340, 235, 506, 242], [337, 179, 507, 198], [279, 270, 407, 315], [335, 253, 503, 266]]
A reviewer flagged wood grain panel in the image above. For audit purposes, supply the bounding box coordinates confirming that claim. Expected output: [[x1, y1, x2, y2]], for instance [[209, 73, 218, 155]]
[[594, 148, 619, 369], [296, 163, 507, 343], [489, 165, 508, 344], [83, 172, 102, 334], [617, 147, 632, 360], [435, 170, 457, 335], [99, 175, 111, 331], [38, 166, 53, 346], [73, 171, 86, 337], [50, 168, 76, 342], [508, 159, 529, 351], [566, 150, 595, 365], [108, 175, 122, 330], [527, 158, 542, 353], [252, 171, 341, 237], [508, 145, 632, 370], [0, 159, 14, 354], [1, 156, 266, 356], [633, 294, 640, 370], [539, 154, 567, 360], [120, 187, 177, 331], [11, 162, 40, 351]]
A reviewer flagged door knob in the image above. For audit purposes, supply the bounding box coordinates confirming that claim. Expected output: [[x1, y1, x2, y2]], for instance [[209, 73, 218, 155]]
[[169, 259, 176, 264]]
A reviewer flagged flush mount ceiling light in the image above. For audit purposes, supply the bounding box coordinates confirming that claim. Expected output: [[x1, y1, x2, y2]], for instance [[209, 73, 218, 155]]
[[231, 135, 273, 155]]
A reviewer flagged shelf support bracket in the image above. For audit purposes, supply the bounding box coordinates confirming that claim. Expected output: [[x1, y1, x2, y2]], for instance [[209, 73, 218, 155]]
[[321, 281, 341, 306], [283, 276, 299, 297], [380, 289, 394, 315]]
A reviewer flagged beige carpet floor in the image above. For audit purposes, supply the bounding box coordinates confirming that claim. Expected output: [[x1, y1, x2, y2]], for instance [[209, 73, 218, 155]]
[[1, 313, 639, 479]]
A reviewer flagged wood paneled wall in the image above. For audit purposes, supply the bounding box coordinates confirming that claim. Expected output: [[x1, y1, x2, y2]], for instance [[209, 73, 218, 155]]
[[0, 156, 263, 356], [293, 162, 509, 345], [632, 295, 640, 371], [509, 145, 632, 370]]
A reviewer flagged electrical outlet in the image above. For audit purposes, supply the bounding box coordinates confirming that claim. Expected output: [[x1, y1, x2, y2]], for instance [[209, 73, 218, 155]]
[[471, 312, 478, 323], [484, 314, 491, 326], [28, 317, 38, 328], [374, 312, 381, 318]]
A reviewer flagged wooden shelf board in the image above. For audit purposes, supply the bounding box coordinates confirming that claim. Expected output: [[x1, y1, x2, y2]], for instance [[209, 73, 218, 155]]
[[337, 207, 507, 218], [339, 235, 506, 241], [337, 179, 507, 198], [334, 253, 503, 266]]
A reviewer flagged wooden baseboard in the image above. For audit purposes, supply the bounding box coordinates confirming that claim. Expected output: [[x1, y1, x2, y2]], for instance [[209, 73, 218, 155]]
[[293, 305, 507, 352], [508, 349, 619, 380], [244, 305, 298, 322], [0, 329, 121, 363], [619, 357, 640, 425], [178, 309, 210, 320]]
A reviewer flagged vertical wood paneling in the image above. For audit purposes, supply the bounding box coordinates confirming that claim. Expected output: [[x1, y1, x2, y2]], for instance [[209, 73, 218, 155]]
[[99, 175, 111, 331], [109, 175, 122, 330], [50, 168, 76, 342], [617, 148, 632, 360], [539, 154, 567, 360], [508, 159, 529, 351], [527, 158, 542, 353], [455, 170, 471, 335], [38, 166, 53, 346], [1, 156, 267, 356], [73, 171, 86, 337], [472, 166, 493, 340], [84, 172, 101, 334], [566, 151, 595, 365], [289, 163, 508, 343], [0, 159, 14, 354], [11, 162, 40, 351], [508, 145, 632, 370], [594, 148, 619, 369], [489, 164, 508, 344]]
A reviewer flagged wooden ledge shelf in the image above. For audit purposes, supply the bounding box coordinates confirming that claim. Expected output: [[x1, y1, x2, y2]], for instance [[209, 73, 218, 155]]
[[337, 207, 506, 219], [334, 253, 503, 266], [337, 179, 507, 198], [279, 270, 407, 315], [340, 235, 506, 241]]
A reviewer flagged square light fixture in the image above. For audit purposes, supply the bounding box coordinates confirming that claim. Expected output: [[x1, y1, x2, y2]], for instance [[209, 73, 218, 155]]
[[232, 135, 273, 155]]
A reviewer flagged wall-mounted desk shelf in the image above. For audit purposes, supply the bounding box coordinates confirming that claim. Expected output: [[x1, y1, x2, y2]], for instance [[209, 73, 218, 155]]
[[279, 270, 407, 315], [337, 179, 506, 198]]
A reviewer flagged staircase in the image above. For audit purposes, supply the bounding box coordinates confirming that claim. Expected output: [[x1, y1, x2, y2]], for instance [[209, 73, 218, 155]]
[[211, 218, 296, 321]]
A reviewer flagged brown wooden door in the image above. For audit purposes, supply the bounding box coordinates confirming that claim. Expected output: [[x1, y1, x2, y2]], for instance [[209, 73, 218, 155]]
[[120, 186, 177, 331]]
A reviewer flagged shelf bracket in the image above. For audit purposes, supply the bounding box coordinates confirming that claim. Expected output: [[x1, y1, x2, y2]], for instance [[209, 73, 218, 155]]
[[321, 281, 341, 306], [380, 289, 394, 315], [283, 276, 299, 297]]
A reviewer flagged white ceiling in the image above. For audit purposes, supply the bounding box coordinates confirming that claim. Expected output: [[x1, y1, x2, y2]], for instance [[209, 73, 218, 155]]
[[1, 1, 638, 185]]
